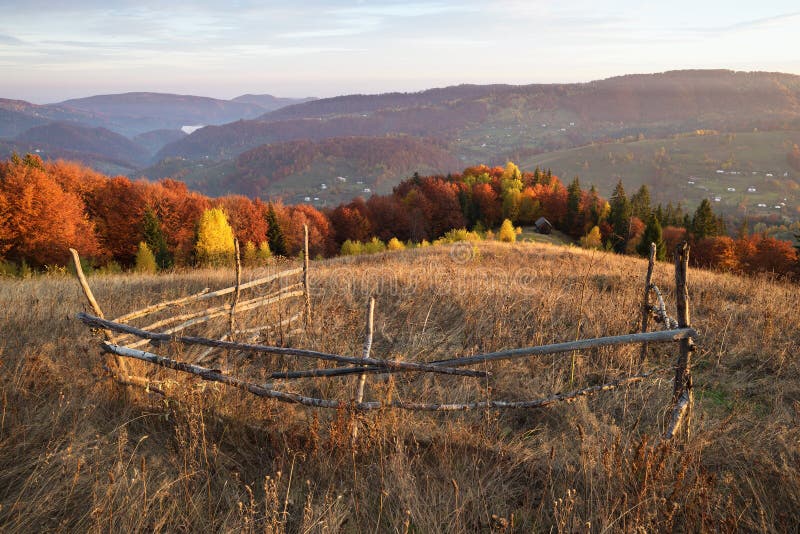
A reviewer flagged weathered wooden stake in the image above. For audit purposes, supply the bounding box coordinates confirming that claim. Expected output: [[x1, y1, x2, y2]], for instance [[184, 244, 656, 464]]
[[353, 297, 375, 440], [355, 297, 375, 403], [229, 238, 242, 340], [303, 224, 312, 327], [639, 242, 657, 364], [69, 248, 127, 378], [667, 241, 694, 440]]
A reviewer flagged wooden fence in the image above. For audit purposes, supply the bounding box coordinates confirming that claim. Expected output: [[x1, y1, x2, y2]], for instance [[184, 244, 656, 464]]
[[72, 231, 697, 441]]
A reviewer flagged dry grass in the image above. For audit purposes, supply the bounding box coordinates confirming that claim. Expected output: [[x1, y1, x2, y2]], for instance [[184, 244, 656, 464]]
[[1, 241, 799, 532]]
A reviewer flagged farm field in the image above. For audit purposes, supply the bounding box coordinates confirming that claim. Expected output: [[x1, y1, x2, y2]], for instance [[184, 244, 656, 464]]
[[1, 241, 798, 531]]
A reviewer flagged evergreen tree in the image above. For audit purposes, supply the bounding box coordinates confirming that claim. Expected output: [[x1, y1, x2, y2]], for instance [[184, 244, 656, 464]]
[[630, 184, 652, 221], [565, 177, 583, 237], [265, 203, 287, 257], [608, 180, 631, 253], [691, 199, 720, 240], [654, 204, 665, 225], [637, 214, 666, 260], [586, 184, 602, 229], [142, 208, 172, 270]]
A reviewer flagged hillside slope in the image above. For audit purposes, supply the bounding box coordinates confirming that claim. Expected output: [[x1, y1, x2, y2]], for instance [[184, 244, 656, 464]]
[[144, 135, 462, 201], [160, 70, 800, 164], [522, 130, 800, 216], [231, 94, 317, 111], [0, 242, 798, 530], [15, 122, 151, 167]]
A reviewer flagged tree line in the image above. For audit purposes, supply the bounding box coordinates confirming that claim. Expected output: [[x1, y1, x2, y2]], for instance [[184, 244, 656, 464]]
[[0, 154, 797, 278]]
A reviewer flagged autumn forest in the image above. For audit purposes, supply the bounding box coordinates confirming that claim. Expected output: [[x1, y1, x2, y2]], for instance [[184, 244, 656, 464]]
[[1, 153, 796, 279]]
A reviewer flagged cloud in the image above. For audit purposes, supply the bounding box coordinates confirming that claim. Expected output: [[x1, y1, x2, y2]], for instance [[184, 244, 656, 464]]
[[691, 11, 800, 34], [0, 33, 23, 45]]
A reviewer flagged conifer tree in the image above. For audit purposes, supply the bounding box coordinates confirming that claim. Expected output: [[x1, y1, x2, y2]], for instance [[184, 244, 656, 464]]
[[608, 180, 631, 253], [265, 204, 287, 257], [630, 184, 652, 221], [637, 214, 666, 260], [142, 208, 172, 269], [565, 177, 582, 237], [691, 199, 720, 240]]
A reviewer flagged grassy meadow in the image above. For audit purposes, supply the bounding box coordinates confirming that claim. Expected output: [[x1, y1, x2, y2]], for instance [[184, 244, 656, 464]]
[[1, 241, 798, 532]]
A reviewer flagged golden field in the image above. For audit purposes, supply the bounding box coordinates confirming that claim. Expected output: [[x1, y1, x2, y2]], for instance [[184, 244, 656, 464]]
[[1, 241, 798, 532]]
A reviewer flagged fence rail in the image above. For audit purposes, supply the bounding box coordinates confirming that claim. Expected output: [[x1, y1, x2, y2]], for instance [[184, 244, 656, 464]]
[[72, 235, 698, 441]]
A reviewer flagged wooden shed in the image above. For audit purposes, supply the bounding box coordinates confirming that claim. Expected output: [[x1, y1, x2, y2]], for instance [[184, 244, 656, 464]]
[[534, 217, 553, 234]]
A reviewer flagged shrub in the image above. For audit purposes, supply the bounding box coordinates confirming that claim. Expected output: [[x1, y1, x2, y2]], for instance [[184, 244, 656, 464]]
[[579, 226, 603, 249], [257, 241, 272, 262], [341, 240, 363, 256], [243, 241, 257, 266], [436, 228, 482, 244], [498, 219, 516, 243], [363, 237, 386, 254], [387, 237, 405, 251]]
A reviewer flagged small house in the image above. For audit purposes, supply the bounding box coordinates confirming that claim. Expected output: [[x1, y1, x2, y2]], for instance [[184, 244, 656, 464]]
[[534, 217, 553, 234]]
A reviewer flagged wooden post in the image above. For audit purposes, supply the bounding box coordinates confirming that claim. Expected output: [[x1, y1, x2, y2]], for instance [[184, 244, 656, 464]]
[[69, 248, 127, 377], [303, 224, 312, 327], [667, 241, 694, 440], [353, 297, 375, 440], [639, 242, 656, 364], [229, 239, 242, 340]]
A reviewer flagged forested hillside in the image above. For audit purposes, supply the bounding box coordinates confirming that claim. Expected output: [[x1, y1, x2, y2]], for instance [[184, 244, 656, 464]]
[[1, 155, 796, 279]]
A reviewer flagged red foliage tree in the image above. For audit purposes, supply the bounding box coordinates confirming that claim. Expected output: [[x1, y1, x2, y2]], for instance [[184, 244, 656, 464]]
[[0, 156, 100, 266], [286, 204, 335, 257], [367, 195, 411, 241], [746, 235, 798, 275], [85, 177, 148, 265], [328, 198, 372, 244], [216, 195, 268, 246], [472, 183, 501, 228], [144, 179, 210, 265]]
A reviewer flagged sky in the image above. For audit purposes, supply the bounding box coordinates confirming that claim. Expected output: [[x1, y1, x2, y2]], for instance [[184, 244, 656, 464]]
[[1, 0, 799, 103]]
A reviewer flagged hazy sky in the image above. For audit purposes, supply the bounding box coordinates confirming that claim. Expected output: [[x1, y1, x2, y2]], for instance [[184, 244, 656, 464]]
[[2, 0, 799, 103]]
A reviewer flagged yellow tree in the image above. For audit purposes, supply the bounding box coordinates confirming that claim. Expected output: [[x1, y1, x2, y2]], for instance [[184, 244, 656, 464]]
[[498, 219, 517, 243], [134, 242, 157, 273], [195, 208, 235, 266]]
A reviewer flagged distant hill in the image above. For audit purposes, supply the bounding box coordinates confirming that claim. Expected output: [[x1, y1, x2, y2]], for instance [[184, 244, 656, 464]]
[[231, 94, 317, 111], [158, 71, 800, 165], [15, 122, 150, 167], [143, 136, 462, 202], [155, 100, 490, 161], [54, 92, 267, 136], [132, 129, 187, 157], [0, 98, 105, 138]]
